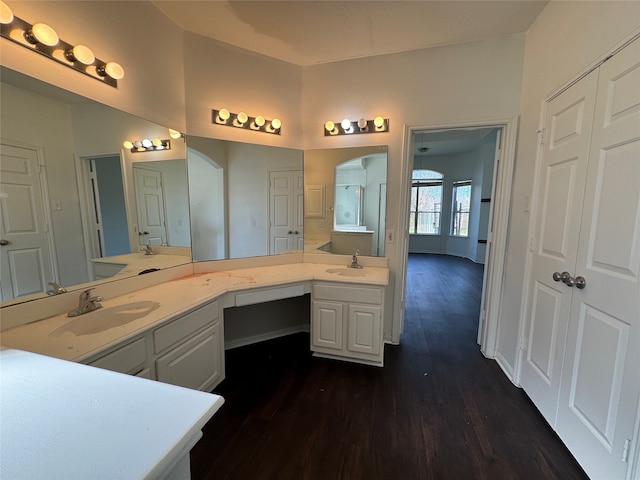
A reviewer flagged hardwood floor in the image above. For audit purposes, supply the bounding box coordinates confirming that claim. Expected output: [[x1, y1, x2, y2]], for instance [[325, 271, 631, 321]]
[[191, 254, 588, 480]]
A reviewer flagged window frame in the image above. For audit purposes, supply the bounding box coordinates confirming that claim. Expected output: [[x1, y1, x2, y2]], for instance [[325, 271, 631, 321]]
[[409, 170, 443, 236], [450, 180, 472, 237]]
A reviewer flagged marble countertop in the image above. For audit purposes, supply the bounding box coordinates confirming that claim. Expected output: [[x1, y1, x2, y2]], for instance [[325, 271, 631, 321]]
[[1, 262, 388, 364]]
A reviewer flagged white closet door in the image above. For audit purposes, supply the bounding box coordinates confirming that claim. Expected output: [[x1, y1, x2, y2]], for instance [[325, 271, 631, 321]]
[[555, 38, 640, 479], [519, 70, 599, 426]]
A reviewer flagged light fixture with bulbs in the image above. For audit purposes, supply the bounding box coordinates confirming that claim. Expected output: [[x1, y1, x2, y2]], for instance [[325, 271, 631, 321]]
[[123, 138, 171, 153], [324, 116, 389, 136], [0, 1, 124, 87], [212, 108, 282, 135]]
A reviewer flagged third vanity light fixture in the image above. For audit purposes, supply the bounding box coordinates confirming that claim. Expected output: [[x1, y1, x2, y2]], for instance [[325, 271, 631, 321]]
[[324, 116, 389, 136], [0, 1, 124, 87], [123, 138, 171, 153], [212, 108, 282, 135]]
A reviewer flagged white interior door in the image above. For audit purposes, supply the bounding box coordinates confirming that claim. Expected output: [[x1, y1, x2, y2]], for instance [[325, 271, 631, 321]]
[[0, 143, 55, 299], [554, 38, 640, 479], [519, 70, 599, 425], [269, 170, 302, 254], [134, 166, 168, 246]]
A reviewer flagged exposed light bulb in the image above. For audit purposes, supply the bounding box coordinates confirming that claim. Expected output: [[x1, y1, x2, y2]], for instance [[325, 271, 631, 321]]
[[27, 23, 59, 46], [0, 1, 14, 24], [341, 118, 351, 129], [97, 61, 124, 80], [373, 116, 385, 128], [218, 108, 230, 122], [325, 121, 335, 133], [237, 112, 248, 124], [155, 145, 165, 151], [123, 140, 133, 149], [152, 138, 162, 147], [133, 141, 142, 148], [66, 44, 95, 65], [271, 118, 281, 130], [254, 116, 266, 127], [141, 139, 152, 148], [168, 129, 182, 139], [357, 118, 368, 129]]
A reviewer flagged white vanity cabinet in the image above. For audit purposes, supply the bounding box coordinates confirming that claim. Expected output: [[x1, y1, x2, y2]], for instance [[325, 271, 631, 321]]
[[154, 301, 223, 392], [311, 282, 384, 366], [85, 300, 224, 392]]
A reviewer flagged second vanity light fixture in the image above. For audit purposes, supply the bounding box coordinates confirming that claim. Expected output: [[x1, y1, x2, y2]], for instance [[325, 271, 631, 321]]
[[213, 108, 282, 135], [0, 1, 124, 87], [123, 138, 171, 153], [324, 116, 389, 136]]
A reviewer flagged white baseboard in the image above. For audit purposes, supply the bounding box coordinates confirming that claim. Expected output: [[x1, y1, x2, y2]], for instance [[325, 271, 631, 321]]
[[224, 324, 310, 350]]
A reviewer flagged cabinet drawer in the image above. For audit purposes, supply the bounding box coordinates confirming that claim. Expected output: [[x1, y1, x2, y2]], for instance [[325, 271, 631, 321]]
[[313, 284, 382, 305], [153, 301, 219, 353], [89, 337, 146, 375]]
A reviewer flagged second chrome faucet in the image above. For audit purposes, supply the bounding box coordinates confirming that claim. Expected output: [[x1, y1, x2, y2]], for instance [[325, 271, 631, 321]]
[[348, 249, 363, 269]]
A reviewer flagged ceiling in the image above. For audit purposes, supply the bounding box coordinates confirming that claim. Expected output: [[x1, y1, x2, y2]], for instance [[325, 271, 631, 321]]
[[152, 0, 548, 66], [414, 128, 497, 157]]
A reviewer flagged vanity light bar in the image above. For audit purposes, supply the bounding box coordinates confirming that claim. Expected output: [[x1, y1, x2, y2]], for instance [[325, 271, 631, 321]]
[[212, 108, 281, 135], [324, 116, 389, 136], [0, 2, 123, 88], [123, 139, 171, 153]]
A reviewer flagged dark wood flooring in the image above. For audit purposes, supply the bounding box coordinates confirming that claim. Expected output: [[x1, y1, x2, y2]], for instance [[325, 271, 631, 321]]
[[190, 253, 588, 480]]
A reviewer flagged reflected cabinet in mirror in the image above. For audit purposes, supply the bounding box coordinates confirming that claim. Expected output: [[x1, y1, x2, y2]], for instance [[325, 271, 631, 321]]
[[303, 146, 387, 257], [187, 136, 304, 261], [0, 67, 191, 305]]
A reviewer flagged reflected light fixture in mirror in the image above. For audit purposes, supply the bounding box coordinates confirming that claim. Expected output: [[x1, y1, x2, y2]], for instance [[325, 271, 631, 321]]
[[123, 138, 171, 153], [324, 116, 389, 136], [212, 108, 281, 135], [0, 1, 124, 87]]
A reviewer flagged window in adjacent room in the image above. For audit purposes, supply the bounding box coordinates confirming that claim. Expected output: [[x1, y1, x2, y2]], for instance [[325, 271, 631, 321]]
[[451, 180, 471, 237], [410, 169, 443, 235]]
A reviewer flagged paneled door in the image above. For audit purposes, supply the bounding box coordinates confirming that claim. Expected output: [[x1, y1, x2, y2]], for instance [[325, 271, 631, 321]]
[[520, 69, 599, 426], [134, 166, 168, 246], [0, 143, 55, 300], [554, 38, 640, 479], [269, 169, 303, 254]]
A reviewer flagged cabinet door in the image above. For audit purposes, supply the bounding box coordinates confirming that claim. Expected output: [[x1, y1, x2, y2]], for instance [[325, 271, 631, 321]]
[[347, 304, 381, 355], [156, 323, 222, 392], [312, 301, 343, 350]]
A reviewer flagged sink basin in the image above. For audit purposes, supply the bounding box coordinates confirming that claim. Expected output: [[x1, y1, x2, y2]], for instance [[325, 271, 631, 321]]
[[50, 301, 160, 337], [325, 267, 366, 277]]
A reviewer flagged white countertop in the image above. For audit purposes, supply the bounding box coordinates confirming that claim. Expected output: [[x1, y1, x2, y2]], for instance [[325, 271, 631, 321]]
[[1, 262, 388, 363], [0, 348, 224, 480]]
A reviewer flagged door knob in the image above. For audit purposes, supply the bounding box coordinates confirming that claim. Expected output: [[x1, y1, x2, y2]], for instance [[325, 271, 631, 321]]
[[294, 230, 299, 235], [0, 239, 10, 245], [574, 276, 586, 289], [552, 271, 570, 282], [288, 230, 293, 234]]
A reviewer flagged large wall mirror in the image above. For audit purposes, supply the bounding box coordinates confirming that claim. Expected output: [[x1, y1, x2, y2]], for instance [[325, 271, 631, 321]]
[[187, 136, 304, 261], [0, 67, 192, 305], [303, 146, 388, 257]]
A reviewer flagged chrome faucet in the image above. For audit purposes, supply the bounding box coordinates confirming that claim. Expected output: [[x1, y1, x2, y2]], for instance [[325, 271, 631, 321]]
[[46, 281, 67, 296], [140, 245, 155, 255], [348, 249, 363, 269], [68, 288, 103, 317]]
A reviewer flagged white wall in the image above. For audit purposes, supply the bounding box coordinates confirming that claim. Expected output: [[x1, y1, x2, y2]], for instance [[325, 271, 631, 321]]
[[2, 1, 186, 131], [302, 35, 525, 339], [496, 1, 640, 379]]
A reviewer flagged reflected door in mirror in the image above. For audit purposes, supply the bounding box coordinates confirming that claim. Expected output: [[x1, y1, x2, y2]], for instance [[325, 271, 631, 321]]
[[269, 170, 303, 254], [134, 166, 168, 246]]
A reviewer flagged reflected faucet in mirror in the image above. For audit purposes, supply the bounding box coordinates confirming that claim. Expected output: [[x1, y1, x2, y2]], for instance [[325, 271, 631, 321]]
[[46, 282, 67, 296], [140, 245, 155, 256]]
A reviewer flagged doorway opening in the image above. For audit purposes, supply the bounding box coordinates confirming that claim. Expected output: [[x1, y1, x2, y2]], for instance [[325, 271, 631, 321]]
[[404, 127, 498, 351], [393, 117, 518, 367]]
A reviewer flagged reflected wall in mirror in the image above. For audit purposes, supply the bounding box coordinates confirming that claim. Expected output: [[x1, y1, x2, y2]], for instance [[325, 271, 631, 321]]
[[0, 67, 191, 305], [187, 136, 304, 261], [304, 146, 388, 257]]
